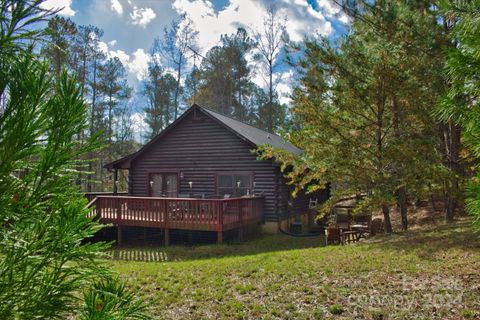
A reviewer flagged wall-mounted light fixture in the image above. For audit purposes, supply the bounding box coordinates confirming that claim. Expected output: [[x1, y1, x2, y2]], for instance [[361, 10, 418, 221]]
[[149, 181, 154, 187], [188, 181, 193, 189]]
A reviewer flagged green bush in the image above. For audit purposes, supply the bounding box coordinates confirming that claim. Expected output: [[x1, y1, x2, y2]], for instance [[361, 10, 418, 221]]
[[370, 309, 387, 320], [328, 304, 344, 315], [79, 279, 150, 320]]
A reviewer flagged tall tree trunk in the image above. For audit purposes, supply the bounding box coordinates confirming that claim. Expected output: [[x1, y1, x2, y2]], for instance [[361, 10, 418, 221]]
[[87, 58, 98, 192], [75, 45, 89, 188], [382, 204, 393, 234], [392, 97, 408, 230], [90, 59, 97, 137], [80, 45, 88, 94], [397, 186, 408, 230], [427, 184, 438, 212], [173, 56, 182, 120], [108, 98, 113, 144], [375, 70, 392, 233], [442, 120, 461, 222], [268, 60, 273, 133], [441, 19, 462, 223], [54, 48, 62, 77]]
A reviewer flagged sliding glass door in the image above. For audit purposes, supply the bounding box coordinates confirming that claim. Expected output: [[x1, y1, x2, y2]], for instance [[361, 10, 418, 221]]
[[149, 173, 178, 197]]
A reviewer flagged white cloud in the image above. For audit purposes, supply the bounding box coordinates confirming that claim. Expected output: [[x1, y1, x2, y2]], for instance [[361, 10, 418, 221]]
[[275, 70, 295, 105], [171, 0, 335, 104], [338, 13, 350, 24], [316, 0, 340, 16], [97, 42, 150, 81], [110, 50, 131, 67], [172, 0, 333, 50], [97, 41, 108, 55], [130, 112, 147, 143], [110, 0, 123, 15], [128, 49, 150, 80], [130, 112, 145, 133], [316, 0, 350, 24], [40, 0, 75, 16], [130, 6, 157, 27]]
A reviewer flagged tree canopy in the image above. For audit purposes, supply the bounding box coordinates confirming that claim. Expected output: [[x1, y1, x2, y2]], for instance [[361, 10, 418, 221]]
[[259, 0, 469, 232]]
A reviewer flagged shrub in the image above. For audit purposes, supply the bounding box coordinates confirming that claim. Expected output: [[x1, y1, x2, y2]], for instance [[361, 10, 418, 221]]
[[328, 304, 344, 315]]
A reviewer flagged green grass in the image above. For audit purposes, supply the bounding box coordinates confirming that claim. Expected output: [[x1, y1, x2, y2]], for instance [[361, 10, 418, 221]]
[[110, 218, 480, 319]]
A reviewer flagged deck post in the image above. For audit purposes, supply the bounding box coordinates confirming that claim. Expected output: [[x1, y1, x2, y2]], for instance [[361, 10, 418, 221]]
[[116, 197, 122, 246], [238, 200, 244, 242], [217, 202, 224, 244], [164, 198, 169, 246], [164, 229, 170, 246], [117, 226, 122, 246], [113, 169, 118, 195]]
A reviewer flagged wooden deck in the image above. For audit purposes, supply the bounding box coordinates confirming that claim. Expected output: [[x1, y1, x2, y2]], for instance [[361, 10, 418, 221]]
[[87, 195, 264, 245]]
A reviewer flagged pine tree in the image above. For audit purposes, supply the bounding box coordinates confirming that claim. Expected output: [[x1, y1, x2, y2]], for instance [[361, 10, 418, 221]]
[[260, 1, 447, 232], [0, 1, 148, 318], [142, 55, 177, 139], [252, 5, 287, 133], [95, 57, 132, 189], [335, 0, 465, 223], [71, 25, 103, 96], [193, 28, 264, 126], [438, 1, 480, 227], [97, 57, 132, 143], [41, 16, 77, 76], [160, 14, 199, 119]]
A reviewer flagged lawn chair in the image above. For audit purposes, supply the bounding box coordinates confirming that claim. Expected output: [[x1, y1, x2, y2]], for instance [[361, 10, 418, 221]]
[[335, 211, 351, 231], [308, 198, 318, 209], [177, 193, 191, 198], [370, 218, 384, 236], [351, 213, 372, 238], [327, 225, 341, 245], [341, 230, 360, 244]]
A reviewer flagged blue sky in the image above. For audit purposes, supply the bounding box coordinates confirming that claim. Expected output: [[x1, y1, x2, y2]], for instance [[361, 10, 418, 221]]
[[40, 0, 349, 139]]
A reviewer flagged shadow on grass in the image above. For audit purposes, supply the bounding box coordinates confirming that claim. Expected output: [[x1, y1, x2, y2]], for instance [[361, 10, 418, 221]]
[[107, 233, 327, 263], [368, 217, 480, 260], [106, 218, 479, 263]]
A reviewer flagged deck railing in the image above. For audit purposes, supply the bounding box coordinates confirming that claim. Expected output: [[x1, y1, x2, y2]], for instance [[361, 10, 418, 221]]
[[88, 195, 264, 233], [84, 191, 128, 203]]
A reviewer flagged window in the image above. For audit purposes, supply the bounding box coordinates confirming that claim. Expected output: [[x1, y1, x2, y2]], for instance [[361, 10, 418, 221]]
[[217, 173, 252, 197]]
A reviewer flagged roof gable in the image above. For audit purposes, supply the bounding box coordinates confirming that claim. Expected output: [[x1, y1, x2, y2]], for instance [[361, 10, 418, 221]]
[[105, 104, 301, 169]]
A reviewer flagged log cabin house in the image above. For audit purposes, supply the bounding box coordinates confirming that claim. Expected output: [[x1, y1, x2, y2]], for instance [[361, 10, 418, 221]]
[[88, 104, 329, 245]]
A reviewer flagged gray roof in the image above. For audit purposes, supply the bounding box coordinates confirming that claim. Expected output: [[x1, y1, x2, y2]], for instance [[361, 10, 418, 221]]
[[200, 106, 302, 155]]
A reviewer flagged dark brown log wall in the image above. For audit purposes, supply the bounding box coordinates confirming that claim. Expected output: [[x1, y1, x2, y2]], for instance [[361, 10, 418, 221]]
[[128, 110, 282, 222], [291, 187, 330, 217]]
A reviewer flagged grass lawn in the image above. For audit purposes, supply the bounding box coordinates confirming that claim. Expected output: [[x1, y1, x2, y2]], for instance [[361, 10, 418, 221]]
[[110, 218, 480, 319]]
